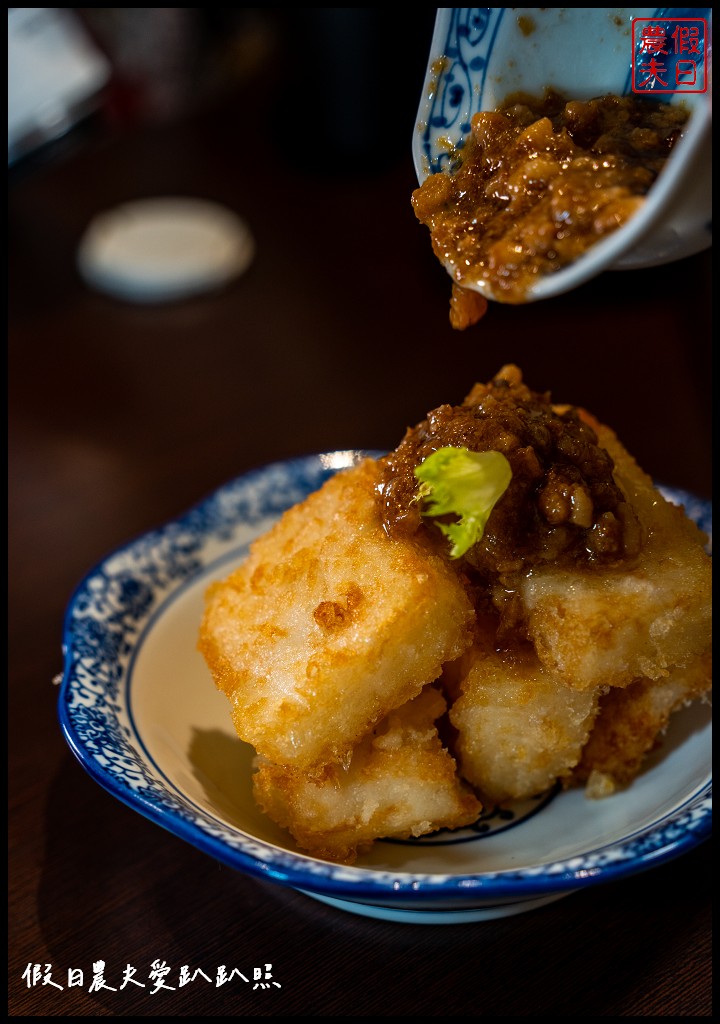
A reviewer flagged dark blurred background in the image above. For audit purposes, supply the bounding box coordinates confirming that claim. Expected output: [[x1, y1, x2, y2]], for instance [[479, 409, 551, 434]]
[[10, 8, 440, 176]]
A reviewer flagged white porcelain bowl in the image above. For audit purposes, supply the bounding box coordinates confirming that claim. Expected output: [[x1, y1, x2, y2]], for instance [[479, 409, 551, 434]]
[[412, 8, 712, 300], [58, 451, 712, 924]]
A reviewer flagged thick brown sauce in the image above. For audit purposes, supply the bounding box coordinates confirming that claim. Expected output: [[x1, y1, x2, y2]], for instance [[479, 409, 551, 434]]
[[412, 90, 689, 326], [377, 365, 642, 628]]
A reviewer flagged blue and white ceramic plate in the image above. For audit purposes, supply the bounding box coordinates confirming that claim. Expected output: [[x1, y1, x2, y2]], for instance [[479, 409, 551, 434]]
[[58, 451, 712, 925]]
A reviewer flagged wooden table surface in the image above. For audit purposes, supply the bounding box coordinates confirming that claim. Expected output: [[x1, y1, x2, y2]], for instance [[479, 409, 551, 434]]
[[9, 61, 711, 1017]]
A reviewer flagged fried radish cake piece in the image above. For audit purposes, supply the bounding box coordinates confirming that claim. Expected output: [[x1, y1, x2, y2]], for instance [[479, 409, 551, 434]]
[[379, 365, 710, 695], [252, 685, 481, 864], [520, 416, 712, 691], [199, 457, 475, 771], [448, 631, 602, 805], [573, 652, 712, 797]]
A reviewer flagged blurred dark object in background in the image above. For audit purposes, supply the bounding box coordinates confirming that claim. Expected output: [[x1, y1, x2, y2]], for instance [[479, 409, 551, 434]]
[[266, 8, 440, 173], [8, 8, 111, 168], [9, 8, 438, 181], [77, 8, 279, 128]]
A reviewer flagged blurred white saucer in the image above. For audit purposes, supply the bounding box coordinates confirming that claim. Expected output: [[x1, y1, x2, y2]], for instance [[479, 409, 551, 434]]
[[77, 197, 255, 303]]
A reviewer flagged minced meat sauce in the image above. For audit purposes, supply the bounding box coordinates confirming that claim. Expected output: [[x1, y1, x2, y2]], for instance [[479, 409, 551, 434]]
[[412, 90, 690, 326], [377, 365, 642, 624]]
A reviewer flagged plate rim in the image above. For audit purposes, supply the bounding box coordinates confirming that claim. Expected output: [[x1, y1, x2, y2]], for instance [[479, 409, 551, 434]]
[[57, 451, 712, 904]]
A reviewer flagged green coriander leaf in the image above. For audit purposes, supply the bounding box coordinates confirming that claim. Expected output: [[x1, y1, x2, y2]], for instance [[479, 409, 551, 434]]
[[414, 446, 512, 558]]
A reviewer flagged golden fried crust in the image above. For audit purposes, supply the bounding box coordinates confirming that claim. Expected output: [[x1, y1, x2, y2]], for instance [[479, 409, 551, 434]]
[[520, 419, 712, 690], [448, 632, 603, 804], [574, 653, 712, 793], [252, 686, 481, 864], [199, 458, 475, 770]]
